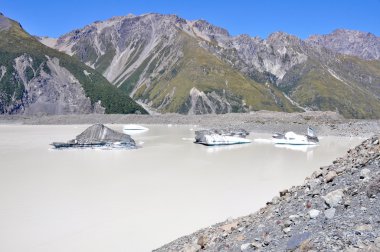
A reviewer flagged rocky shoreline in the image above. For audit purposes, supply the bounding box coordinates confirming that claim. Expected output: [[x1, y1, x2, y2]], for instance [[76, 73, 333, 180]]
[[154, 136, 380, 252], [0, 111, 379, 137]]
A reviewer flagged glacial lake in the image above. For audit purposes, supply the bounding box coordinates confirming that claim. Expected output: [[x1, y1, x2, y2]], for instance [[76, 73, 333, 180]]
[[0, 124, 362, 252]]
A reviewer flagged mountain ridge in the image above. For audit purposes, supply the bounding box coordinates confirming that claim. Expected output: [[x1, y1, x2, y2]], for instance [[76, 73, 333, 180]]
[[38, 13, 380, 118]]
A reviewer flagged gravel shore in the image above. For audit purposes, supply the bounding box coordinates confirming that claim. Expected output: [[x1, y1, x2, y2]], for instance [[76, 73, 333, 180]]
[[0, 111, 379, 137]]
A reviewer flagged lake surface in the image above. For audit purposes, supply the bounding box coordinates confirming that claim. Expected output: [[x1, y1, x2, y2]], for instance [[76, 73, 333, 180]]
[[0, 124, 362, 252]]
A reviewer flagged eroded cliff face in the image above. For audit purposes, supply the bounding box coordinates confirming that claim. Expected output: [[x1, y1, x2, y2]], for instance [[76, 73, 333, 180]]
[[0, 54, 104, 115]]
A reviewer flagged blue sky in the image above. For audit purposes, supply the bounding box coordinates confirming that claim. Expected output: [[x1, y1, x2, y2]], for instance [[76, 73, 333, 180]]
[[2, 0, 380, 38]]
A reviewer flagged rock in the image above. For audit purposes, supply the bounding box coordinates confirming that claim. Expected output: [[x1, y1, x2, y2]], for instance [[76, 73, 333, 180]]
[[324, 208, 336, 219], [308, 179, 321, 189], [283, 227, 292, 234], [360, 168, 371, 179], [236, 234, 245, 241], [239, 242, 261, 251], [289, 215, 300, 221], [335, 166, 346, 174], [280, 189, 289, 197], [197, 235, 208, 249], [306, 201, 312, 209], [366, 176, 380, 198], [373, 139, 379, 145], [284, 220, 293, 227], [251, 242, 262, 248], [375, 237, 380, 248], [309, 209, 320, 219], [272, 196, 281, 205], [220, 221, 238, 232], [240, 243, 251, 251], [312, 170, 323, 178], [286, 232, 311, 251], [325, 171, 338, 183], [322, 189, 344, 207], [183, 243, 201, 252], [355, 224, 373, 232]]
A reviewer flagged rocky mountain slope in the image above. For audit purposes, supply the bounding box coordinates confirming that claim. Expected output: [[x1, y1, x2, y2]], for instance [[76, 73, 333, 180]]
[[0, 13, 146, 115], [39, 14, 302, 115], [155, 135, 380, 251], [42, 14, 380, 118], [307, 29, 380, 61]]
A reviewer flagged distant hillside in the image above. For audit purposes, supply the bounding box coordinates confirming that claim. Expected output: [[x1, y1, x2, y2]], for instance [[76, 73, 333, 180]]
[[0, 14, 147, 115]]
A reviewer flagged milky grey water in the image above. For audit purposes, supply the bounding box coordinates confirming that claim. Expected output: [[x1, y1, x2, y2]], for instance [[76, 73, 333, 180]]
[[0, 124, 362, 252]]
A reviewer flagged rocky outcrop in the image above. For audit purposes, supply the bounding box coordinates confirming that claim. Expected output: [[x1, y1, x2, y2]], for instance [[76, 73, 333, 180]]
[[155, 135, 380, 251], [307, 29, 380, 60], [10, 54, 104, 115], [52, 124, 136, 148]]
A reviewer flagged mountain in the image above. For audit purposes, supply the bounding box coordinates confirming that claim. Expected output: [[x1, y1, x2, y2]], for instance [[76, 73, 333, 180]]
[[307, 29, 380, 61], [41, 14, 300, 114], [41, 14, 380, 118], [0, 13, 146, 115]]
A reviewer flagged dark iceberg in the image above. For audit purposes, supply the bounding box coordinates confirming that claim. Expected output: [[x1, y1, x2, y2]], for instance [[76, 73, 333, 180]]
[[51, 124, 136, 149], [194, 128, 249, 144]]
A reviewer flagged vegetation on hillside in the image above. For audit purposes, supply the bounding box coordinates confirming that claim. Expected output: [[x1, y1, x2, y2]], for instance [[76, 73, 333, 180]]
[[280, 59, 380, 119], [0, 18, 147, 114], [127, 32, 300, 114]]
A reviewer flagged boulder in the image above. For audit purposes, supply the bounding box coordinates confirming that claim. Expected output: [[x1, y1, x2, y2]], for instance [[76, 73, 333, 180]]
[[309, 209, 320, 219], [325, 171, 338, 183], [366, 176, 380, 198], [322, 189, 344, 208], [324, 208, 336, 219]]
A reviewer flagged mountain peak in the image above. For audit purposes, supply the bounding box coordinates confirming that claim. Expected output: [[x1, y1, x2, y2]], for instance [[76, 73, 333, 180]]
[[267, 31, 300, 42], [190, 19, 230, 37], [307, 29, 380, 60]]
